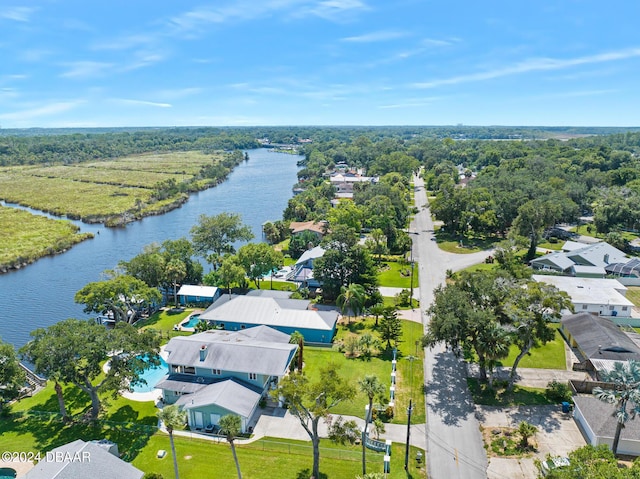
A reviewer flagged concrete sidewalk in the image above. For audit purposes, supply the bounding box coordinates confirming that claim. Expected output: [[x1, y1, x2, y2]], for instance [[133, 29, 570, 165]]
[[160, 406, 426, 451], [466, 364, 592, 388]]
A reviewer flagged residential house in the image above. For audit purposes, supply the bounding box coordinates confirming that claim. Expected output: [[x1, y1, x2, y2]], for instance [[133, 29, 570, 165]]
[[156, 326, 297, 433], [197, 292, 338, 343], [289, 220, 328, 240], [530, 242, 627, 277], [606, 258, 640, 286], [24, 439, 143, 479], [287, 245, 325, 289], [560, 312, 640, 368], [177, 285, 220, 306], [532, 275, 634, 321], [329, 171, 378, 199], [573, 394, 640, 456]]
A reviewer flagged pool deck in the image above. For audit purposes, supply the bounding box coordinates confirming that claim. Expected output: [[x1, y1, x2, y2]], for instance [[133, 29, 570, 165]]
[[111, 346, 169, 403], [1, 459, 34, 477]]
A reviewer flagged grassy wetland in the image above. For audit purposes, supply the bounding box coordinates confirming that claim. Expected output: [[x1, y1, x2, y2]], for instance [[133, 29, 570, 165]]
[[0, 149, 244, 271], [0, 206, 93, 272]]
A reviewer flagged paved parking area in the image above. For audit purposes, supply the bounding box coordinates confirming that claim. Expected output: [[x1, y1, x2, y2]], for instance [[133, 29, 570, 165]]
[[476, 405, 585, 479]]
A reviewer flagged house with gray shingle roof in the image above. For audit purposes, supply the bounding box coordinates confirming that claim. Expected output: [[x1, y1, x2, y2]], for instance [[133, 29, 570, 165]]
[[561, 312, 640, 367], [573, 394, 640, 456], [156, 326, 297, 433], [24, 439, 143, 479]]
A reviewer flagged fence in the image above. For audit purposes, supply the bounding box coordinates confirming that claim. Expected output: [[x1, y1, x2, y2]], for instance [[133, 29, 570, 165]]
[[241, 438, 380, 463]]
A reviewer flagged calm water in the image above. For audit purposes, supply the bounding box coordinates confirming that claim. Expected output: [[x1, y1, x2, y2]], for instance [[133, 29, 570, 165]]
[[0, 149, 299, 349]]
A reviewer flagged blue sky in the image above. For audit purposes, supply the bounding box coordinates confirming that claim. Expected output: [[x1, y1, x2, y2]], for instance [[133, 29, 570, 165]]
[[1, 1, 639, 128]]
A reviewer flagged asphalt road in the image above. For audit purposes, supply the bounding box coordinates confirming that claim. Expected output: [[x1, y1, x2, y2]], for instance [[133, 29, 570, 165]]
[[411, 174, 492, 479]]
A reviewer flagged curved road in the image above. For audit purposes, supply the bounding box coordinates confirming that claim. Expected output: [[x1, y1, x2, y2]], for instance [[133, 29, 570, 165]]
[[411, 174, 492, 479]]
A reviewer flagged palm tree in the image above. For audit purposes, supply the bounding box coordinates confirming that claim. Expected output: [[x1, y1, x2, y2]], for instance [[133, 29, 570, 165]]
[[290, 331, 305, 371], [475, 321, 511, 388], [157, 405, 186, 479], [594, 360, 640, 455], [165, 259, 187, 306], [517, 421, 537, 449], [358, 375, 386, 476], [337, 283, 366, 323], [219, 414, 243, 479], [369, 303, 384, 328]]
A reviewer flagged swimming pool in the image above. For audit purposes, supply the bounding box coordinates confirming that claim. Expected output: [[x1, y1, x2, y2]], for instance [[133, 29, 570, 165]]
[[131, 356, 169, 393], [0, 468, 16, 479], [181, 314, 201, 329]]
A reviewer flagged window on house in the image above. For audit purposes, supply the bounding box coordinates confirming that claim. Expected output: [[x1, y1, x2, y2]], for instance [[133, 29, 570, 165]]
[[184, 366, 196, 375], [241, 325, 246, 329], [174, 391, 183, 396], [212, 369, 221, 375], [171, 364, 180, 373], [609, 305, 615, 311], [248, 373, 257, 381], [582, 304, 588, 310], [623, 306, 628, 311]]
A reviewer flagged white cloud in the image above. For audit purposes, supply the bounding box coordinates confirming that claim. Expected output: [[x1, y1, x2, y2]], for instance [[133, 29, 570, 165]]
[[296, 0, 368, 21], [0, 7, 35, 22], [0, 101, 82, 122], [112, 98, 172, 108], [412, 47, 640, 89], [60, 61, 113, 79], [342, 30, 407, 43]]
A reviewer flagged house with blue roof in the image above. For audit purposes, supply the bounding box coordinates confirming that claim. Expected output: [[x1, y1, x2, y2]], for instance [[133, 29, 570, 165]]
[[156, 325, 297, 433]]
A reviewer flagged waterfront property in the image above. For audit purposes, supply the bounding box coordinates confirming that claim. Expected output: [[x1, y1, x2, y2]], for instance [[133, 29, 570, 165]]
[[156, 326, 297, 433], [198, 291, 338, 343], [177, 285, 220, 306], [287, 245, 325, 289]]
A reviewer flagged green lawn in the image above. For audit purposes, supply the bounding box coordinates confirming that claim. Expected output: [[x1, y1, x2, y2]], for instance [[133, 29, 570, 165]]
[[432, 231, 499, 254], [310, 319, 425, 424], [255, 280, 298, 292], [625, 287, 640, 308], [136, 308, 192, 333], [467, 378, 553, 406], [377, 261, 418, 288], [134, 435, 425, 479], [498, 325, 566, 370], [382, 295, 420, 309]]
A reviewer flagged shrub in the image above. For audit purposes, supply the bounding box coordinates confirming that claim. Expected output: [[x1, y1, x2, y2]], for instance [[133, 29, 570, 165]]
[[545, 380, 572, 402]]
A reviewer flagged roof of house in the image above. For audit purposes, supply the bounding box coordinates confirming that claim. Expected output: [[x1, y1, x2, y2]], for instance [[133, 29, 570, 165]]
[[532, 275, 632, 307], [531, 242, 627, 270], [561, 312, 640, 360], [24, 440, 143, 479], [177, 285, 219, 298], [246, 289, 293, 299], [573, 394, 640, 442], [296, 246, 325, 265], [571, 265, 606, 276], [164, 325, 297, 376], [606, 258, 640, 277], [289, 220, 327, 235], [562, 240, 589, 251], [200, 294, 337, 332], [175, 378, 262, 417]]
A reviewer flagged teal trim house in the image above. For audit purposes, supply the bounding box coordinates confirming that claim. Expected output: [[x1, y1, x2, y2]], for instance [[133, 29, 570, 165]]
[[198, 292, 338, 343], [156, 326, 297, 433]]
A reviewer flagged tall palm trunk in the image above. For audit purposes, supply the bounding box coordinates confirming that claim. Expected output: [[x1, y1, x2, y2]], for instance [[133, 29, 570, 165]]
[[169, 429, 180, 479], [229, 440, 242, 479]]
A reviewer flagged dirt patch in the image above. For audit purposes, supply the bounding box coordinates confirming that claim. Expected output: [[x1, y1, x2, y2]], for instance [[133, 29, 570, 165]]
[[482, 426, 537, 458]]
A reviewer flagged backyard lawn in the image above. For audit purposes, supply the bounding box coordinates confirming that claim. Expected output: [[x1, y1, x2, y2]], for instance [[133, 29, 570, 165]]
[[626, 286, 640, 307], [467, 379, 553, 407]]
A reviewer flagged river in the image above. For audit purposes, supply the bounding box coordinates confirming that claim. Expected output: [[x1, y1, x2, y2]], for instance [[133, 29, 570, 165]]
[[0, 149, 300, 349]]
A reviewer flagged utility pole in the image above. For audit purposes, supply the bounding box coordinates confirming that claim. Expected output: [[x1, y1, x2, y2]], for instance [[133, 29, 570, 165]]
[[405, 399, 412, 471]]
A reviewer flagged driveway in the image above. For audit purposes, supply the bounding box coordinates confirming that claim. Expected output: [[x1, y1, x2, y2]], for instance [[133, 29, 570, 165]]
[[476, 405, 585, 479]]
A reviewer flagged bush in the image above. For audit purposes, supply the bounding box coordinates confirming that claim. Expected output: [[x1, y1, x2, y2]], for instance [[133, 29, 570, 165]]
[[545, 380, 572, 402]]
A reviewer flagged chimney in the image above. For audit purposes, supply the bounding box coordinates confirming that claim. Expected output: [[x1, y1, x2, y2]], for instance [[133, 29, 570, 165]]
[[199, 344, 208, 361]]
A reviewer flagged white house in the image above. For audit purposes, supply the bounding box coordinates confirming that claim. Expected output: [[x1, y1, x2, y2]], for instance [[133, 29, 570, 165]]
[[532, 275, 634, 320]]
